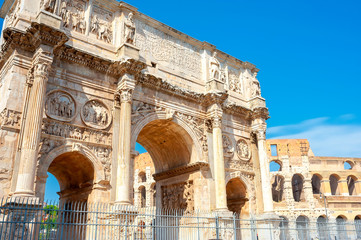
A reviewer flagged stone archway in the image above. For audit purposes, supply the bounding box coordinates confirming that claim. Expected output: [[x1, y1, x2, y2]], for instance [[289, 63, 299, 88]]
[[36, 143, 106, 202], [226, 178, 248, 215], [134, 118, 201, 211]]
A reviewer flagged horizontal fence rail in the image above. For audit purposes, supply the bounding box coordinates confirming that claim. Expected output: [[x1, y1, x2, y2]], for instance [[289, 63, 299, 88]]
[[0, 198, 361, 240]]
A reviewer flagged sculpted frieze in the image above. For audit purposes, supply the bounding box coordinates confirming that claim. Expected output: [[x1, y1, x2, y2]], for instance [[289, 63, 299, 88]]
[[57, 0, 87, 34], [42, 119, 112, 145], [175, 112, 208, 152], [81, 100, 112, 129], [0, 108, 21, 128], [131, 101, 164, 125], [228, 70, 242, 94], [135, 20, 201, 78], [88, 145, 112, 181], [161, 180, 194, 212], [226, 159, 253, 172], [90, 5, 113, 43], [45, 90, 76, 122], [236, 138, 251, 161]]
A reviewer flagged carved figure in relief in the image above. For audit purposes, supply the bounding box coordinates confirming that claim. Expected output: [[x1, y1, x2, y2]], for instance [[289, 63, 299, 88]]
[[73, 10, 86, 34], [236, 139, 250, 160], [82, 100, 110, 129], [59, 1, 67, 19], [251, 80, 261, 97], [42, 0, 56, 13], [125, 12, 136, 44], [223, 135, 234, 156], [46, 91, 75, 121], [91, 15, 100, 33], [210, 52, 221, 80]]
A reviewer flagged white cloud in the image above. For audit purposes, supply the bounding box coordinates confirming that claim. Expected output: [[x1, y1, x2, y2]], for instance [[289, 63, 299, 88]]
[[268, 117, 361, 158]]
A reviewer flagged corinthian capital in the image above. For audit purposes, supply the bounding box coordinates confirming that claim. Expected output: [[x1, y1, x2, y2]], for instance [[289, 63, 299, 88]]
[[34, 63, 50, 77], [255, 128, 266, 141], [120, 89, 133, 103]]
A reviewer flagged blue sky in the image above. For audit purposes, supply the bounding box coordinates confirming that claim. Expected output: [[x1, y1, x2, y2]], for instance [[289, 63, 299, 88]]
[[1, 0, 360, 200]]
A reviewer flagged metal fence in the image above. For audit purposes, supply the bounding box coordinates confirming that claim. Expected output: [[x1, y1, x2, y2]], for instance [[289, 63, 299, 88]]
[[0, 197, 361, 240]]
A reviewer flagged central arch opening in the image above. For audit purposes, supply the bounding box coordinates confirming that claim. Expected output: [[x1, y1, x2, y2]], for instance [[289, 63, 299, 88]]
[[134, 119, 197, 210]]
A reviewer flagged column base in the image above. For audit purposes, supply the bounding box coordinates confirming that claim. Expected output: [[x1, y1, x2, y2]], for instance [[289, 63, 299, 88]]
[[114, 200, 132, 205], [12, 190, 36, 197]]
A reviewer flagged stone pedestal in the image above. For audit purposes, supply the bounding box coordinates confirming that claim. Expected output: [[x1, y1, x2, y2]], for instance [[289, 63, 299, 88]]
[[1, 197, 42, 240], [206, 78, 224, 92], [36, 10, 62, 29], [117, 43, 140, 60]]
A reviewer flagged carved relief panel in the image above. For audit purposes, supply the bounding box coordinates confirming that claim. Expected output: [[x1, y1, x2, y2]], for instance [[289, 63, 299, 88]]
[[236, 138, 251, 161], [58, 0, 87, 34], [90, 5, 113, 43], [222, 134, 234, 158], [228, 69, 242, 94], [45, 90, 76, 122], [0, 108, 21, 128], [161, 180, 194, 211], [81, 100, 111, 129]]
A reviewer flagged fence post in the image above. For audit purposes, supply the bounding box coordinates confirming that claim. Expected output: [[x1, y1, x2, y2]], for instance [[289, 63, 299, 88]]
[[215, 215, 220, 239], [233, 214, 237, 240]]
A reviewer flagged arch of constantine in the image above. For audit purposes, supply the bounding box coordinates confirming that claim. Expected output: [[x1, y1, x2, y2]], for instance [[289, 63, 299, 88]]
[[0, 0, 270, 214], [0, 0, 360, 239]]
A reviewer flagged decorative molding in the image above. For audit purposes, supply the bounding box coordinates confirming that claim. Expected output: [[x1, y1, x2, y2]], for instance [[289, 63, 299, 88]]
[[153, 162, 208, 181]]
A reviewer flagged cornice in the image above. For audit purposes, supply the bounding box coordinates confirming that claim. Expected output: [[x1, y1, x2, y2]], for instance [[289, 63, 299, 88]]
[[153, 162, 209, 181], [137, 73, 206, 103], [250, 107, 270, 120], [0, 23, 68, 69]]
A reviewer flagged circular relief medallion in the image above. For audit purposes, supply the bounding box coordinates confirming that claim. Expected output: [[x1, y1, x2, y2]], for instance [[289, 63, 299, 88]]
[[45, 90, 76, 122], [236, 139, 251, 161], [81, 100, 112, 129]]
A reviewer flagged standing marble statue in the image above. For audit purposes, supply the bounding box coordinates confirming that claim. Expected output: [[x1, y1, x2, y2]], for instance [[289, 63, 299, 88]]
[[125, 12, 136, 44], [210, 52, 221, 80]]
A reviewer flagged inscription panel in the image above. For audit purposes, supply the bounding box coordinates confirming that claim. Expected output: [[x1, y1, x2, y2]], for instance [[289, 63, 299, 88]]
[[135, 20, 202, 79]]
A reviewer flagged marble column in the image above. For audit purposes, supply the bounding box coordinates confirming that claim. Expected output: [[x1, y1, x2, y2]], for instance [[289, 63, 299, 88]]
[[255, 128, 274, 212], [14, 59, 51, 196], [115, 75, 135, 204], [212, 114, 228, 210]]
